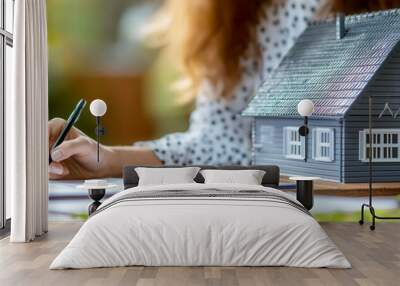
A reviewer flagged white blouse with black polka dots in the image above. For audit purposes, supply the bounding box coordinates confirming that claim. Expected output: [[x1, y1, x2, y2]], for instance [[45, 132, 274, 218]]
[[136, 0, 326, 166]]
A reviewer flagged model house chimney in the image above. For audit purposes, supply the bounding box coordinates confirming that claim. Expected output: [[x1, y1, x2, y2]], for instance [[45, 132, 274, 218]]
[[336, 13, 345, 40]]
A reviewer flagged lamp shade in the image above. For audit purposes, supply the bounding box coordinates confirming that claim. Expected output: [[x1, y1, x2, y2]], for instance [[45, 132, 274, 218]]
[[297, 99, 314, 117], [90, 99, 107, 117]]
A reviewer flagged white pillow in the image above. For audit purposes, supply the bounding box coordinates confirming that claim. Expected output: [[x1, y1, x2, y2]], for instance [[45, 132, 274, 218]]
[[135, 167, 200, 186], [200, 169, 266, 185]]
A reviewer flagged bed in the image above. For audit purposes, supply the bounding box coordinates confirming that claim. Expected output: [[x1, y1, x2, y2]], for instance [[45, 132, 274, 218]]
[[50, 165, 350, 269]]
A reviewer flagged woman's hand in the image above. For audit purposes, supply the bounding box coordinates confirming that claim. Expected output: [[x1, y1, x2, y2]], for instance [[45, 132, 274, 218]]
[[48, 118, 162, 180], [48, 118, 116, 180]]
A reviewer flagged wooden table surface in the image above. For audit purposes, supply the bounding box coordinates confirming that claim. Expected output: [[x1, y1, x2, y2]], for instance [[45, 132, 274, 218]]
[[280, 176, 400, 197], [48, 177, 400, 198]]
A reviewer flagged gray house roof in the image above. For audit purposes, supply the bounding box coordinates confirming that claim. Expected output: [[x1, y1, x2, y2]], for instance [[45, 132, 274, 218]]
[[243, 9, 400, 118]]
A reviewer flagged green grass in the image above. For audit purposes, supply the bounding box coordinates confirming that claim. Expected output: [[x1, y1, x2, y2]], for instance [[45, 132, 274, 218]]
[[73, 209, 400, 222], [72, 213, 89, 220], [313, 208, 400, 222]]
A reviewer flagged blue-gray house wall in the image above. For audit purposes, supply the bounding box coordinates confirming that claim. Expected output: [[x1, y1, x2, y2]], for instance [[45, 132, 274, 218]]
[[244, 11, 400, 183], [252, 118, 343, 181], [251, 42, 400, 183], [343, 43, 400, 183]]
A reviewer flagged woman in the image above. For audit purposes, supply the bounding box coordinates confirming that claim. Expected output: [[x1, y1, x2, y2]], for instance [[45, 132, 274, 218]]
[[49, 0, 400, 179]]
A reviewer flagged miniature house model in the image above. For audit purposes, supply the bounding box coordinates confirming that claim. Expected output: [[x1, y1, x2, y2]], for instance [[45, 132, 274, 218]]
[[243, 10, 400, 183]]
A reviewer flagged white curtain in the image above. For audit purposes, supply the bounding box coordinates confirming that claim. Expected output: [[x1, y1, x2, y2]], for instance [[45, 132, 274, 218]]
[[8, 0, 48, 242]]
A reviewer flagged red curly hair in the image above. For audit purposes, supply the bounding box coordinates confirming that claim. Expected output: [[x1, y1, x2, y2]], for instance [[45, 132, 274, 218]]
[[148, 0, 400, 100]]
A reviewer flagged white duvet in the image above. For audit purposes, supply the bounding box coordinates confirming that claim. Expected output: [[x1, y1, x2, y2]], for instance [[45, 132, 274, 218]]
[[50, 183, 351, 269]]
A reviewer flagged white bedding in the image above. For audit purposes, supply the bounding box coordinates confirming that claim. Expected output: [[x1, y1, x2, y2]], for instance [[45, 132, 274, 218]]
[[50, 183, 351, 269]]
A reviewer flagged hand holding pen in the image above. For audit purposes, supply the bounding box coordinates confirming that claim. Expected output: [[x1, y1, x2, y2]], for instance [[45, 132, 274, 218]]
[[48, 99, 111, 180]]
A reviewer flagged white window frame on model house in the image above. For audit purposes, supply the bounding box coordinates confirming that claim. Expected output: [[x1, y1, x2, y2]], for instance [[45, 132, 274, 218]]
[[283, 127, 305, 160], [312, 128, 335, 162], [359, 129, 400, 162]]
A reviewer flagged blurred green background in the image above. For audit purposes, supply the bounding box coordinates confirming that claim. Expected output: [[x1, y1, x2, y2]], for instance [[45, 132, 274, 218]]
[[47, 0, 192, 145]]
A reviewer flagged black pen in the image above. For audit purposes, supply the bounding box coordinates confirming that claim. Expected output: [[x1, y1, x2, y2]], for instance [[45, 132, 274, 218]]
[[49, 99, 86, 164]]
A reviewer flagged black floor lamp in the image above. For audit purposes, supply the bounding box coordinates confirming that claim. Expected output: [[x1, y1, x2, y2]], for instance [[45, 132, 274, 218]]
[[359, 95, 400, 230]]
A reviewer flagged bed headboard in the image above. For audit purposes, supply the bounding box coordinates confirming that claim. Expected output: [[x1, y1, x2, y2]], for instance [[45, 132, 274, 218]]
[[122, 165, 280, 189]]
